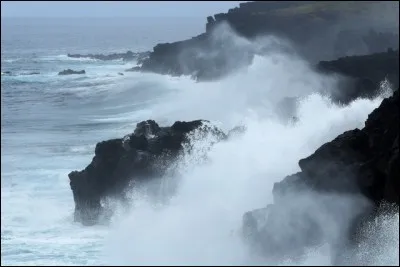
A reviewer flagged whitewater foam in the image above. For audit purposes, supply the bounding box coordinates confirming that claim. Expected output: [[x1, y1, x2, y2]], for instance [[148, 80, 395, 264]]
[[102, 92, 397, 266], [82, 30, 397, 265], [98, 47, 397, 265], [40, 54, 100, 62]]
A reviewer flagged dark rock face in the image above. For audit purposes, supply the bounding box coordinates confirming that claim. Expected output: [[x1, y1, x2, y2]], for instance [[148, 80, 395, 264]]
[[317, 49, 399, 104], [270, 50, 399, 107], [137, 2, 399, 81], [58, 69, 86, 75], [68, 120, 227, 225], [67, 51, 150, 62], [242, 90, 399, 263], [137, 29, 257, 81]]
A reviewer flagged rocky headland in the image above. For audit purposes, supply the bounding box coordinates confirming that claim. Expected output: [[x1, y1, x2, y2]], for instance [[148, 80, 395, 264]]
[[317, 49, 399, 104], [136, 1, 398, 81]]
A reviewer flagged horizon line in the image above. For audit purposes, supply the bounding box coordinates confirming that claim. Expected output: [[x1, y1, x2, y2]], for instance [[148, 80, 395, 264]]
[[1, 15, 207, 19]]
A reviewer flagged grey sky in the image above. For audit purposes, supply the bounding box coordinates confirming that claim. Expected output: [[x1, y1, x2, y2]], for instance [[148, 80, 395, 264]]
[[1, 1, 244, 18]]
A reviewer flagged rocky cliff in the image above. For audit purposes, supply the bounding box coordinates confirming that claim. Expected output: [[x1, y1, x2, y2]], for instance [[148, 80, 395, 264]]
[[137, 1, 399, 80], [242, 89, 399, 264], [317, 49, 399, 104]]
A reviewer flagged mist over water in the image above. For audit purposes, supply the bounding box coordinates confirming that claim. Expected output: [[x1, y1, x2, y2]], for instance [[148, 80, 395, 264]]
[[102, 84, 395, 266], [1, 19, 398, 266], [101, 31, 396, 265]]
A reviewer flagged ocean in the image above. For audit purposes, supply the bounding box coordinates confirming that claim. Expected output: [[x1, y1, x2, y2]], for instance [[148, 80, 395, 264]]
[[1, 17, 398, 266]]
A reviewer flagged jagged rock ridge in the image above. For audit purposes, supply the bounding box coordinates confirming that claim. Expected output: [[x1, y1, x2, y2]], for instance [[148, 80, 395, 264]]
[[68, 120, 226, 225]]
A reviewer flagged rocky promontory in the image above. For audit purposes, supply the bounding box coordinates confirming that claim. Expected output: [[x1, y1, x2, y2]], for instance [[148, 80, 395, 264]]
[[262, 49, 399, 107], [137, 1, 399, 80], [242, 89, 399, 264], [317, 49, 399, 104], [69, 120, 227, 225]]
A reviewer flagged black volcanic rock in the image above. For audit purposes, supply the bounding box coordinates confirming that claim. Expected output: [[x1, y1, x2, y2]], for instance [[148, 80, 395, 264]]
[[67, 51, 150, 62], [317, 49, 399, 104], [58, 69, 86, 75], [242, 90, 399, 263], [137, 1, 399, 81], [68, 120, 227, 225], [139, 30, 256, 81], [269, 50, 399, 107]]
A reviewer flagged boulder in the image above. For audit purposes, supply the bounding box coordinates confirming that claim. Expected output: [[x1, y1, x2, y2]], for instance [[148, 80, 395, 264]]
[[68, 120, 227, 225], [58, 69, 86, 75]]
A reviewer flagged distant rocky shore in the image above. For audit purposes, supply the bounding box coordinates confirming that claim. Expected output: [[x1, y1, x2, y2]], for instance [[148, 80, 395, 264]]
[[58, 69, 85, 75], [67, 50, 150, 63]]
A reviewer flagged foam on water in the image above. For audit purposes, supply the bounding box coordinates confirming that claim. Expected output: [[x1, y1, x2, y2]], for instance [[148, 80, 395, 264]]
[[40, 54, 100, 62]]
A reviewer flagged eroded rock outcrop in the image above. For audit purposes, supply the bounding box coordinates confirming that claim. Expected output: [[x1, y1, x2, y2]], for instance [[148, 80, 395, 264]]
[[242, 89, 399, 263], [69, 120, 226, 225], [58, 69, 86, 75], [317, 49, 399, 104]]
